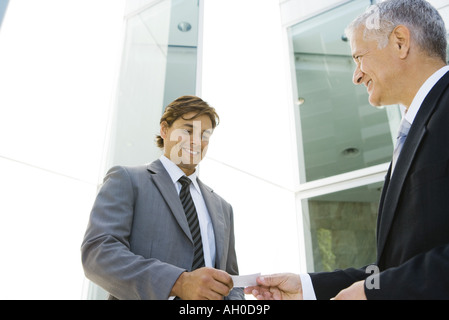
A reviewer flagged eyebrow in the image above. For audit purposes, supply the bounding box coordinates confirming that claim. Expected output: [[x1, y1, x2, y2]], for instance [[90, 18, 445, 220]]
[[182, 123, 213, 133]]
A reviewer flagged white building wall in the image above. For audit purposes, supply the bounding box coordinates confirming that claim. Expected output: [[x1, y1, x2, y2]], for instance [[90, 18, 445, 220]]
[[0, 0, 126, 299]]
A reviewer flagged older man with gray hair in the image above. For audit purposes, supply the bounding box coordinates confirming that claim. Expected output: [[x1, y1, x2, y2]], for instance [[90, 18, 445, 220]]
[[245, 0, 449, 299]]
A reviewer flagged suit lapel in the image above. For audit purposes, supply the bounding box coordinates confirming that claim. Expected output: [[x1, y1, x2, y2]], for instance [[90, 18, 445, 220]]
[[147, 160, 193, 243], [377, 127, 426, 259], [197, 178, 226, 269], [377, 72, 449, 262]]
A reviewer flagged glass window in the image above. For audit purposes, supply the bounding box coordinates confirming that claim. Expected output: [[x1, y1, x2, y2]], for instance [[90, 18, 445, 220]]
[[302, 182, 381, 272], [0, 0, 9, 30], [290, 0, 401, 183], [104, 0, 200, 170]]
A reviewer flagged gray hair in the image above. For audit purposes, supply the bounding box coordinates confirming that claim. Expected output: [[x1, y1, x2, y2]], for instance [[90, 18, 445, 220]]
[[345, 0, 447, 62]]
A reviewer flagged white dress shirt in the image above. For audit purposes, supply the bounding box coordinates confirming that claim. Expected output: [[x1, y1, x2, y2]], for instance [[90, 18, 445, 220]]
[[301, 65, 449, 300], [159, 155, 216, 268], [403, 65, 449, 125]]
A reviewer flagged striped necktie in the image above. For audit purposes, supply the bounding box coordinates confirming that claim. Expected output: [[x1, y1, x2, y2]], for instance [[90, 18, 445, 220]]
[[178, 176, 205, 270], [392, 117, 411, 173]]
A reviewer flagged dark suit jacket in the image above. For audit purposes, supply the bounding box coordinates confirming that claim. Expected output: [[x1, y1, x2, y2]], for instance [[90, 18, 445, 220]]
[[310, 71, 449, 299], [81, 160, 243, 300]]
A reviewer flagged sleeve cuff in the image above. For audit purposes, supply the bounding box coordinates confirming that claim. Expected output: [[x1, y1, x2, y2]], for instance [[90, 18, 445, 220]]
[[300, 273, 317, 300]]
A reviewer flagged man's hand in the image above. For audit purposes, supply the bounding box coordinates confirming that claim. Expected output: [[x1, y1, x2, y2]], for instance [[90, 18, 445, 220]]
[[332, 280, 367, 300], [244, 273, 303, 300], [171, 267, 233, 300]]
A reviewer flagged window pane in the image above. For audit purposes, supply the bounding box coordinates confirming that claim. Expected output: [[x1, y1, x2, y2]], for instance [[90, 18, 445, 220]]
[[0, 0, 8, 30], [290, 0, 400, 182], [303, 182, 381, 272], [105, 0, 199, 169]]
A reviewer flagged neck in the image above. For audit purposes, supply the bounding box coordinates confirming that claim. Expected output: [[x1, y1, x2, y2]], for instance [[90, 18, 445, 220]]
[[180, 166, 196, 176], [401, 58, 446, 109]]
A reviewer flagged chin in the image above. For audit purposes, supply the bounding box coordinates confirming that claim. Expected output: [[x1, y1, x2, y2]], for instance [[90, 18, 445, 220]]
[[181, 155, 202, 166], [368, 96, 382, 107]]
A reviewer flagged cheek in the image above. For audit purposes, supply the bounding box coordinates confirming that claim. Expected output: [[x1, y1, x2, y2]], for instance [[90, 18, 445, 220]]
[[201, 141, 210, 154]]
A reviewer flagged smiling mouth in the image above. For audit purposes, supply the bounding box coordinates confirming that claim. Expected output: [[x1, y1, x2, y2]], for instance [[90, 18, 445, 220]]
[[183, 148, 200, 156], [366, 80, 372, 88]]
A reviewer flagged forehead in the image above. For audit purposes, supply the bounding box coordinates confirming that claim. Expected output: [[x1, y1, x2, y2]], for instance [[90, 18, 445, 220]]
[[349, 27, 366, 50], [174, 112, 213, 129], [350, 26, 378, 55]]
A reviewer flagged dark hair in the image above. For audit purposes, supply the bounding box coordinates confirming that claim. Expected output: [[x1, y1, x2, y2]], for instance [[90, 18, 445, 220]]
[[156, 95, 220, 149]]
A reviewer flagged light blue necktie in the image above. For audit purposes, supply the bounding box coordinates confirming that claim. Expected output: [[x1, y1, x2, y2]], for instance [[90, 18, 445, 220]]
[[392, 117, 411, 173]]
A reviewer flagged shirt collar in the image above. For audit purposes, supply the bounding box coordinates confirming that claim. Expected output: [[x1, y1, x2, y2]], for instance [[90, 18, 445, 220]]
[[159, 155, 200, 191], [403, 65, 449, 124]]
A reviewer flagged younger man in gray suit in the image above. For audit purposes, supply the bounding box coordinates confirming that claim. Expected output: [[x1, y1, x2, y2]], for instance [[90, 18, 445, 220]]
[[81, 95, 243, 300]]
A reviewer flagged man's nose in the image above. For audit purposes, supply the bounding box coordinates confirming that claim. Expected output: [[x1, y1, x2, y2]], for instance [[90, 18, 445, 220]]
[[191, 133, 202, 145], [352, 66, 364, 85]]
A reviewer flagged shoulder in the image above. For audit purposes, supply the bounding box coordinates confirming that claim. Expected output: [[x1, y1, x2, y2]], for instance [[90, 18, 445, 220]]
[[102, 164, 154, 188], [105, 164, 149, 178], [197, 178, 233, 210]]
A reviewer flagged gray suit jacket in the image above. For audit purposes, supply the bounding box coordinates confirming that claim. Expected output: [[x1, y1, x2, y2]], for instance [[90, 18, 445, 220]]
[[81, 159, 243, 300]]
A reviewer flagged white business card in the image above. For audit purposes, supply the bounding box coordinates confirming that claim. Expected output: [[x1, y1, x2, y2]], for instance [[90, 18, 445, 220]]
[[231, 273, 261, 288]]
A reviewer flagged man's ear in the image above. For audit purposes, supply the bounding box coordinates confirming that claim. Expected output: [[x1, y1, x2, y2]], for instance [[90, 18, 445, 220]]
[[391, 25, 411, 59], [160, 121, 168, 139]]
